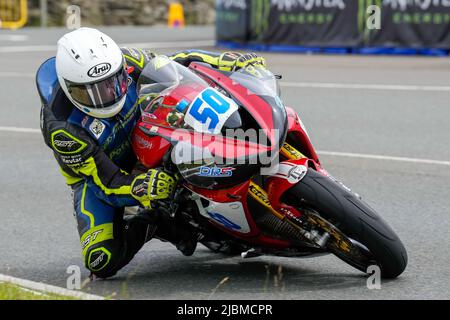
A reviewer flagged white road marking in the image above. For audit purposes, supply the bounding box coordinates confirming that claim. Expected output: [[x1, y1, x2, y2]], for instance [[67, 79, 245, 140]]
[[281, 81, 450, 92], [0, 274, 104, 300], [318, 150, 450, 166], [1, 126, 449, 166], [0, 40, 215, 53], [0, 44, 55, 53], [0, 126, 41, 133], [0, 34, 28, 41], [0, 71, 35, 78], [121, 40, 215, 49]]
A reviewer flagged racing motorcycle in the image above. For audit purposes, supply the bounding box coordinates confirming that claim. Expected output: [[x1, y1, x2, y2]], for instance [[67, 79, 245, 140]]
[[130, 56, 407, 279]]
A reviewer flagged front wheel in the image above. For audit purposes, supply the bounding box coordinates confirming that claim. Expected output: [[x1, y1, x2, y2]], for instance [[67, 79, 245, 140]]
[[284, 169, 408, 279]]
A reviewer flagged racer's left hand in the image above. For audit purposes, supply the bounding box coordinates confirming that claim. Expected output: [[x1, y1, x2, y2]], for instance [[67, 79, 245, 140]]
[[218, 52, 267, 72]]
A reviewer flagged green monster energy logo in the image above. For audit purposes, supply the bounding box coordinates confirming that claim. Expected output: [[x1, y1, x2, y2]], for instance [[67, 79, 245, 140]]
[[358, 0, 382, 43], [251, 0, 271, 38]]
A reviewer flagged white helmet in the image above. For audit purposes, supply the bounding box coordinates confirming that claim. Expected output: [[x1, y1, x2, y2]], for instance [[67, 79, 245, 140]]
[[56, 27, 128, 118]]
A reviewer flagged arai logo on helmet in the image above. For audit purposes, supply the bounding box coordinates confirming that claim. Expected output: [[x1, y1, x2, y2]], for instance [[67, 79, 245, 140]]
[[87, 63, 112, 78]]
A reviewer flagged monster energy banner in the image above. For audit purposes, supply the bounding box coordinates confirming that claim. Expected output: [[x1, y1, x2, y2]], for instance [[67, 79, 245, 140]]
[[216, 0, 249, 41], [217, 0, 450, 50], [366, 0, 450, 48]]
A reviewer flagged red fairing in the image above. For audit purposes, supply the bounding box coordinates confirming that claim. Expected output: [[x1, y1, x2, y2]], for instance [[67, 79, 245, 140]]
[[186, 181, 293, 249], [131, 82, 207, 169], [132, 125, 171, 168], [266, 159, 309, 211], [187, 180, 251, 203], [251, 234, 291, 248], [190, 63, 279, 146], [137, 123, 272, 160], [131, 62, 323, 252], [286, 106, 320, 164]]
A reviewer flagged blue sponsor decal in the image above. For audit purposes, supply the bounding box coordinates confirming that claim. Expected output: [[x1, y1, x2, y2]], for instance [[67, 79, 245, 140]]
[[207, 212, 242, 230], [176, 99, 189, 112], [198, 166, 235, 177]]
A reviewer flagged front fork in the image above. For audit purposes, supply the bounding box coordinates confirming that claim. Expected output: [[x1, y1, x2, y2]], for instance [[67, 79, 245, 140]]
[[247, 142, 331, 248]]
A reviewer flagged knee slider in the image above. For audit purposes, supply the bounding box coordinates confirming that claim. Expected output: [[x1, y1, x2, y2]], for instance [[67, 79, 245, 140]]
[[83, 241, 120, 278]]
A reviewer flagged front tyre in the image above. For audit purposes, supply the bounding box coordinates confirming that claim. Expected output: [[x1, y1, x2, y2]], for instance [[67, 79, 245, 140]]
[[284, 169, 408, 279]]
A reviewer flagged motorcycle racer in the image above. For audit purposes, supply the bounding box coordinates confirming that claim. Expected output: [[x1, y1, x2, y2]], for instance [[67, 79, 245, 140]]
[[36, 27, 267, 279]]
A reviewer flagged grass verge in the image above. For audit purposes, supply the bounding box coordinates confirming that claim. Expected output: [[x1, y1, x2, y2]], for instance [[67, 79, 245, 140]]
[[0, 282, 75, 300]]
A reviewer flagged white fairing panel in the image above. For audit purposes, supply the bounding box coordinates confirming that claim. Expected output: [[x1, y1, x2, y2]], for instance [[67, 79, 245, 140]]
[[272, 162, 308, 184], [195, 198, 251, 234], [184, 88, 239, 135]]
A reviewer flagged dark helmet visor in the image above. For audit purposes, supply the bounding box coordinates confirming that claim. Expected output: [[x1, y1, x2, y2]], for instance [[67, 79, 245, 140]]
[[66, 67, 128, 109]]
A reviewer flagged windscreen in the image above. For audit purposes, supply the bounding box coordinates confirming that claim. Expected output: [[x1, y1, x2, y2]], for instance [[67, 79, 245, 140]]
[[137, 55, 208, 97], [229, 66, 281, 98]]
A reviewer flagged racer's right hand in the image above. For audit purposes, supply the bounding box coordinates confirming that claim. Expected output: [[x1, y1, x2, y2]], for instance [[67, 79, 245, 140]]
[[131, 169, 176, 208]]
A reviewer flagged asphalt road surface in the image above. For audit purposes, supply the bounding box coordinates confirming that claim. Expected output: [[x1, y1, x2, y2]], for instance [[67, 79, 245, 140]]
[[0, 26, 449, 300]]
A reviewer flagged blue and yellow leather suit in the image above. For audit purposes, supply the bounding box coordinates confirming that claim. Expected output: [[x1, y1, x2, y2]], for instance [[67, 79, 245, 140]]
[[37, 48, 265, 278]]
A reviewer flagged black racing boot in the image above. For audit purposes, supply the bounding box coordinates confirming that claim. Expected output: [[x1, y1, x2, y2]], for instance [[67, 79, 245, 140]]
[[174, 231, 198, 257], [153, 213, 198, 256], [128, 207, 198, 256]]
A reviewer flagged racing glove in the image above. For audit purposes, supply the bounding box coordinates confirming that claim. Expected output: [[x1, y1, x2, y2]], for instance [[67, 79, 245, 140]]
[[218, 52, 267, 72], [131, 169, 176, 208]]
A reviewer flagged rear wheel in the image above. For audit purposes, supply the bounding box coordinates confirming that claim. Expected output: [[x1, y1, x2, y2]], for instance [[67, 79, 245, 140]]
[[284, 169, 408, 279]]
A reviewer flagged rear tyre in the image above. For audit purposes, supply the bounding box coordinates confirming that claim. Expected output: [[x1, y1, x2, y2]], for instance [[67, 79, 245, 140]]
[[284, 169, 408, 279]]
